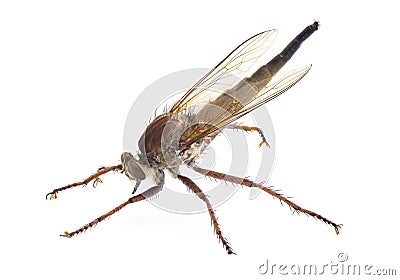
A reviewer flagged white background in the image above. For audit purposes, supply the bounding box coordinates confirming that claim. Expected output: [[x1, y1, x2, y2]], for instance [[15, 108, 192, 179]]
[[1, 1, 399, 279]]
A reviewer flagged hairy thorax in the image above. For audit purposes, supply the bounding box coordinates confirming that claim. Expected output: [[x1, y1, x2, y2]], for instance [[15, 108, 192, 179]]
[[138, 112, 213, 172]]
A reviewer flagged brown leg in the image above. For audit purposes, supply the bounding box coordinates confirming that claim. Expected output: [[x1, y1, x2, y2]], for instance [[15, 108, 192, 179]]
[[225, 124, 269, 148], [178, 175, 234, 255], [194, 124, 269, 158], [61, 185, 162, 238], [192, 165, 342, 235], [46, 164, 123, 200]]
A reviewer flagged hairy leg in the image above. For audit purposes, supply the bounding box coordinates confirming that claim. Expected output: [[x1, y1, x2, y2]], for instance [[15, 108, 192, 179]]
[[61, 184, 163, 237], [178, 174, 234, 255], [193, 123, 269, 159], [46, 164, 122, 200], [224, 124, 269, 148], [192, 165, 342, 234]]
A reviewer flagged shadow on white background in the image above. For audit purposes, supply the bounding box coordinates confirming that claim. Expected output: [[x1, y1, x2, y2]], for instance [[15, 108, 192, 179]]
[[1, 1, 399, 279]]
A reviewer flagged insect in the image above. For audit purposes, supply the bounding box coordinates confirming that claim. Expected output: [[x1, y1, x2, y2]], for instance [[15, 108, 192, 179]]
[[46, 21, 341, 254]]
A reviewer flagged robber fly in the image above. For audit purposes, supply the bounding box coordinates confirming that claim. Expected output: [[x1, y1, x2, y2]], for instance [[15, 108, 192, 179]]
[[46, 22, 341, 254]]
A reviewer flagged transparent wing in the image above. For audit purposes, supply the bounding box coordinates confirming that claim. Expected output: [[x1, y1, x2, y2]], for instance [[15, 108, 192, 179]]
[[181, 65, 312, 147], [227, 65, 312, 122], [169, 29, 278, 114]]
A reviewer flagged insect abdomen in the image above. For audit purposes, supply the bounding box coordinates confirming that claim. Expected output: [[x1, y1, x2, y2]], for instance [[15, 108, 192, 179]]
[[245, 21, 319, 91]]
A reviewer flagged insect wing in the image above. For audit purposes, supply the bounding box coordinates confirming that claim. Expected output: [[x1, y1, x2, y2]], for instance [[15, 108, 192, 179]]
[[169, 29, 277, 114], [229, 65, 312, 121], [181, 65, 312, 147]]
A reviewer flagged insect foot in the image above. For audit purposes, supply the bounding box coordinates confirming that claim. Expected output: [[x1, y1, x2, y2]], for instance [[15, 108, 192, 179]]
[[60, 231, 72, 238], [46, 191, 58, 200], [334, 224, 343, 235], [258, 140, 270, 148], [92, 177, 103, 188]]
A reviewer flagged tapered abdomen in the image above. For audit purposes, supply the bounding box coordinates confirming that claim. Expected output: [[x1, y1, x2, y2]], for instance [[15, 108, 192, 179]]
[[196, 22, 319, 124]]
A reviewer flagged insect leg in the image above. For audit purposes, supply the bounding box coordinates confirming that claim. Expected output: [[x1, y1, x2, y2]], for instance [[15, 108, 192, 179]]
[[177, 174, 235, 255], [191, 165, 342, 235], [60, 184, 163, 238], [46, 164, 122, 200], [224, 124, 269, 148]]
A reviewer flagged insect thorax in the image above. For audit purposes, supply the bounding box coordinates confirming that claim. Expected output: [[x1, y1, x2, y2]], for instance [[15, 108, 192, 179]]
[[137, 111, 213, 172]]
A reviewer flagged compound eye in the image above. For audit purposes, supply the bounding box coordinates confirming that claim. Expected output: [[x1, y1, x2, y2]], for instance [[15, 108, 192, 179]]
[[121, 152, 134, 162], [125, 159, 146, 181]]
